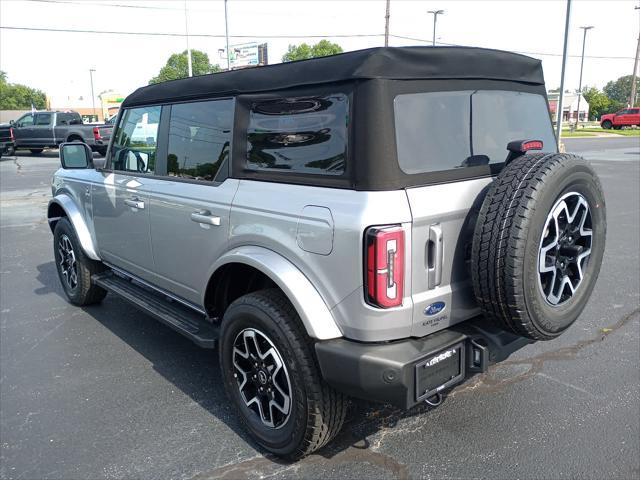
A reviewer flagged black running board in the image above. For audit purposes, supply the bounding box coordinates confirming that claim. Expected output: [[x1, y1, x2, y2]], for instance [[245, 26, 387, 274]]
[[92, 271, 218, 349]]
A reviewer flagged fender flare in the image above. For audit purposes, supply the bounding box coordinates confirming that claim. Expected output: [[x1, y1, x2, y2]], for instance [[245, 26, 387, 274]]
[[209, 246, 343, 340], [47, 195, 101, 261]]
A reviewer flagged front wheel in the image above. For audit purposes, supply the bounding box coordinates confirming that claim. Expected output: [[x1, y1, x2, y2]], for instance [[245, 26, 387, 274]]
[[219, 289, 347, 459], [601, 120, 612, 129], [53, 218, 107, 305]]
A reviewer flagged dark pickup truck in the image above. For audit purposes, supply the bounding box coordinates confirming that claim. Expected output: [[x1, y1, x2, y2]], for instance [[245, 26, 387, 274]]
[[0, 124, 15, 158], [7, 111, 112, 156]]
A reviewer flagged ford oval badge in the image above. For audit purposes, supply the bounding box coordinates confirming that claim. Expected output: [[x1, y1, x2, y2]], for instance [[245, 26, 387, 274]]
[[424, 301, 446, 316]]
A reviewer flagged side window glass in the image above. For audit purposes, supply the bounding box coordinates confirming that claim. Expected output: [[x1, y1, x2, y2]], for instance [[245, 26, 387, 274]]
[[35, 113, 52, 126], [18, 114, 34, 127], [246, 94, 348, 175], [166, 99, 233, 182], [110, 106, 161, 174]]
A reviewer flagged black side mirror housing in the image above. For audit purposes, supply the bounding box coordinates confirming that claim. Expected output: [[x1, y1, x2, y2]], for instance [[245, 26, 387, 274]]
[[59, 142, 93, 169], [9, 120, 14, 125]]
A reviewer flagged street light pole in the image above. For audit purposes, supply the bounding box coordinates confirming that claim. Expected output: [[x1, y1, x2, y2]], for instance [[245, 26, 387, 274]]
[[427, 10, 444, 47], [89, 68, 96, 120], [184, 0, 192, 77], [575, 26, 594, 125], [384, 0, 390, 47], [224, 0, 231, 71], [629, 5, 640, 107], [556, 0, 572, 148]]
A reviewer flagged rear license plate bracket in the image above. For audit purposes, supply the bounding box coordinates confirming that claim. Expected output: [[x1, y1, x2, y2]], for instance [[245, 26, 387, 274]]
[[415, 341, 465, 402]]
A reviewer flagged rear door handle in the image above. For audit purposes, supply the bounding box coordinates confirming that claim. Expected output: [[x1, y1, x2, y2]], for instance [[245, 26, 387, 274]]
[[190, 210, 221, 226], [427, 224, 443, 289], [124, 197, 145, 209]]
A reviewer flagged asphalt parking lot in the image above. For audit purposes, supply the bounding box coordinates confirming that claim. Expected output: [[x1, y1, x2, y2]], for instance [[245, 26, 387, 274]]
[[1, 137, 638, 480]]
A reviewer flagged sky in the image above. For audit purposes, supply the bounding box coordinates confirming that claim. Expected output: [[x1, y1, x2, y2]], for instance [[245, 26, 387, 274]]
[[1, 0, 639, 108]]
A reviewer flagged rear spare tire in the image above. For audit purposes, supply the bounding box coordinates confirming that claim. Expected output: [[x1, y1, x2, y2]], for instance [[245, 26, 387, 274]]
[[471, 153, 606, 341]]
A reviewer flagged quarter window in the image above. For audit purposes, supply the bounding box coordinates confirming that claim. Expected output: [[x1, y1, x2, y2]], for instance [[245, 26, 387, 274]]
[[110, 106, 161, 174], [246, 94, 348, 175], [166, 99, 233, 182]]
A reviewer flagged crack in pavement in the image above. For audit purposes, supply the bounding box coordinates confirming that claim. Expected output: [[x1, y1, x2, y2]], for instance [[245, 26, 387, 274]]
[[192, 307, 639, 479]]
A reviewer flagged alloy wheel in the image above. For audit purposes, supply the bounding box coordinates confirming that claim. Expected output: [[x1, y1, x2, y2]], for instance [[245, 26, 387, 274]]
[[232, 328, 292, 429], [58, 234, 78, 291], [538, 192, 593, 306]]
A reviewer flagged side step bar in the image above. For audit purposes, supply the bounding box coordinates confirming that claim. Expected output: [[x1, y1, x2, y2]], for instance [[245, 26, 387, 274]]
[[92, 272, 219, 349]]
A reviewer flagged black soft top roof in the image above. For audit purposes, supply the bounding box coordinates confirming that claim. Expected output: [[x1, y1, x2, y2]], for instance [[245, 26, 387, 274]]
[[122, 46, 544, 107]]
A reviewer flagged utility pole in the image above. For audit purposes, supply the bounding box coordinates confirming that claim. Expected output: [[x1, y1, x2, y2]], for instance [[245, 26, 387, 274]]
[[184, 0, 192, 77], [224, 0, 231, 71], [89, 69, 96, 120], [629, 5, 640, 107], [384, 0, 390, 47], [428, 10, 444, 46], [556, 0, 572, 148], [575, 26, 593, 125]]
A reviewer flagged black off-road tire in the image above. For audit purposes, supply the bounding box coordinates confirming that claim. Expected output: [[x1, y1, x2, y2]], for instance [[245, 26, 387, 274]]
[[53, 217, 107, 306], [601, 120, 612, 129], [30, 148, 44, 154], [471, 153, 606, 341], [219, 289, 347, 460]]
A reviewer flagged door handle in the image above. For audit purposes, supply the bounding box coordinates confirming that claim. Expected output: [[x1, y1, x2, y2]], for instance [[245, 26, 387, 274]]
[[190, 210, 221, 226], [427, 224, 443, 289], [124, 197, 145, 209]]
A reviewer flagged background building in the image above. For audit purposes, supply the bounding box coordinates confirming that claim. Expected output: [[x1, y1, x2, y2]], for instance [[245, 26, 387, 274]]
[[548, 92, 590, 122]]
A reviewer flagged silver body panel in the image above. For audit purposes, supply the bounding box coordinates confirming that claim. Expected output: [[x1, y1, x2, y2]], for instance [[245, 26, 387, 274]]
[[50, 166, 486, 342]]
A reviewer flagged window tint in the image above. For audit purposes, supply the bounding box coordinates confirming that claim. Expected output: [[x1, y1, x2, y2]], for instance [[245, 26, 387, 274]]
[[394, 90, 556, 174], [246, 94, 348, 175], [18, 114, 34, 127], [110, 106, 160, 174], [167, 99, 233, 182], [35, 113, 52, 126]]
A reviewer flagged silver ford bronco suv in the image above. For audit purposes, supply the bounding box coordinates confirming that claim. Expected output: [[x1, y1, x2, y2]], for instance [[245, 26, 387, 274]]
[[49, 47, 606, 459]]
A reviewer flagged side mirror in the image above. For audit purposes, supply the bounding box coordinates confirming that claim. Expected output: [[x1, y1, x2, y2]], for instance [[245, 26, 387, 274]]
[[9, 120, 14, 125], [59, 142, 93, 169]]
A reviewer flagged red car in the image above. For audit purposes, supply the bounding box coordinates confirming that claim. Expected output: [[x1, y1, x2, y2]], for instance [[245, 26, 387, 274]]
[[600, 107, 640, 129]]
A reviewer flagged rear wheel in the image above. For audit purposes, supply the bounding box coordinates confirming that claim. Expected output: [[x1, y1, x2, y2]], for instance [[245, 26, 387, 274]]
[[601, 120, 612, 129], [30, 148, 44, 154], [471, 153, 606, 340], [219, 289, 347, 459], [53, 218, 107, 305]]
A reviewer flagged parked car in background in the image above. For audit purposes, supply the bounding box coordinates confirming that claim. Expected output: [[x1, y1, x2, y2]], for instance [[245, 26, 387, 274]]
[[600, 107, 640, 129], [0, 124, 15, 158], [10, 111, 112, 156]]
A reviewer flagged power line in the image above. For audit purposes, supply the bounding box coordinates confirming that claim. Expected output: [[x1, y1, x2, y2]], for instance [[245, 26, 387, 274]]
[[22, 0, 207, 11], [0, 25, 384, 39], [390, 34, 636, 60]]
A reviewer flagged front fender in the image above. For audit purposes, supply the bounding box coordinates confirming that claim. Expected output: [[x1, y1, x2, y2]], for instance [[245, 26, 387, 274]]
[[47, 195, 100, 261], [209, 246, 343, 340]]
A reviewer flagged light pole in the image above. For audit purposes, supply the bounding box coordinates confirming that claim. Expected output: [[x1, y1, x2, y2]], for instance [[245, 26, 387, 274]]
[[574, 26, 593, 126], [224, 0, 231, 70], [184, 0, 192, 77], [89, 68, 96, 120], [384, 0, 390, 47], [629, 5, 640, 107], [555, 0, 572, 148], [428, 10, 444, 47]]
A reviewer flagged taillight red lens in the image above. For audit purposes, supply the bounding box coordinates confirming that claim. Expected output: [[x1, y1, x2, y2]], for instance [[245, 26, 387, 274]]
[[93, 127, 101, 140], [522, 140, 543, 151], [365, 226, 405, 308]]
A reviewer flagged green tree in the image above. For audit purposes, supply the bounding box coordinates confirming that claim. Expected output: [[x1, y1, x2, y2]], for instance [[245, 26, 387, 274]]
[[603, 75, 633, 105], [0, 71, 47, 110], [149, 50, 222, 84], [581, 86, 612, 120], [282, 40, 343, 62]]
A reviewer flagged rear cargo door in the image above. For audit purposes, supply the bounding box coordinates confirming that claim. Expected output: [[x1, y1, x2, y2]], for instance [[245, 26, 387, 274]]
[[395, 89, 557, 337]]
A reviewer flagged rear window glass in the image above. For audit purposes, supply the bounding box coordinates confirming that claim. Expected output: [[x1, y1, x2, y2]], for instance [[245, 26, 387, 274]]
[[394, 90, 556, 174], [246, 94, 348, 175]]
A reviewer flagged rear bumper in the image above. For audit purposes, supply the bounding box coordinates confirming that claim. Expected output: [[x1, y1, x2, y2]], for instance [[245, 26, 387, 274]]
[[315, 317, 531, 409]]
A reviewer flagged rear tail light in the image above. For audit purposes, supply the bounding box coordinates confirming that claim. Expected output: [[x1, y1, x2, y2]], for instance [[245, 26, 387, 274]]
[[365, 225, 405, 308], [93, 127, 101, 141], [9, 127, 14, 141]]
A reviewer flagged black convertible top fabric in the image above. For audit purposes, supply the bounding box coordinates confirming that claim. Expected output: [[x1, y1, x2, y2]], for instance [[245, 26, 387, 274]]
[[123, 46, 544, 107]]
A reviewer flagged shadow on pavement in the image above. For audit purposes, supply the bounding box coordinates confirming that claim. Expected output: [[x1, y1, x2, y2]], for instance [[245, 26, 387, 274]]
[[34, 260, 435, 475]]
